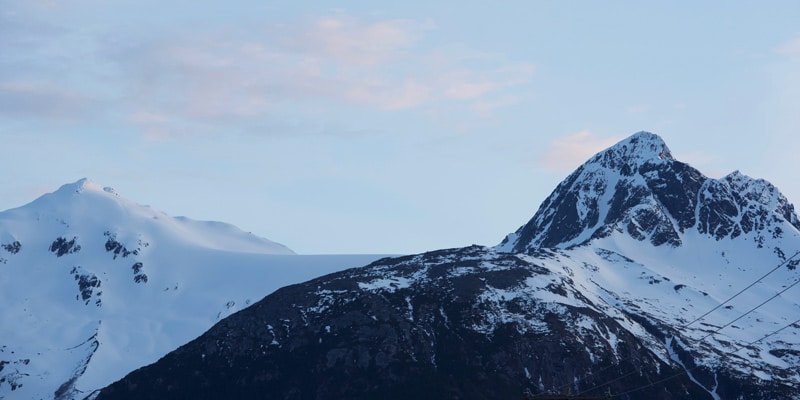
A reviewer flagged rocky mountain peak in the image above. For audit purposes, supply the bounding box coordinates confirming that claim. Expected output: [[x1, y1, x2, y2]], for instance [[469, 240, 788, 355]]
[[498, 132, 800, 253], [586, 131, 673, 175]]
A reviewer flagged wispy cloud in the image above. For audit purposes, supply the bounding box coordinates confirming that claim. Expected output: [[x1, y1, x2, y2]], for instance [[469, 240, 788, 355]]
[[542, 130, 625, 171], [0, 80, 90, 120], [0, 9, 534, 139], [775, 36, 800, 58], [344, 78, 433, 110], [278, 14, 428, 67], [128, 14, 533, 120]]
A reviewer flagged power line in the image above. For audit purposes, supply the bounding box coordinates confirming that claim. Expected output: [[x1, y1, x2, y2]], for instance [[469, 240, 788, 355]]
[[578, 272, 800, 396], [610, 316, 800, 398], [571, 251, 800, 396], [679, 251, 800, 330], [696, 272, 800, 343]]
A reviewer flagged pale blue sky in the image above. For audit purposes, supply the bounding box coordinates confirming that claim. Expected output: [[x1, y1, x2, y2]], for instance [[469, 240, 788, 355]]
[[2, 1, 799, 254]]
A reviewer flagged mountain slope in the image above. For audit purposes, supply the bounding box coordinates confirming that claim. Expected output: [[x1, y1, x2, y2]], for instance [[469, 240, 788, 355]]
[[0, 179, 387, 400], [95, 246, 716, 400], [96, 132, 800, 399]]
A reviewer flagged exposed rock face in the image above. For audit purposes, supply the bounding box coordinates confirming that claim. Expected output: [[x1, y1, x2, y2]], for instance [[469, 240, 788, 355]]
[[697, 171, 800, 243]]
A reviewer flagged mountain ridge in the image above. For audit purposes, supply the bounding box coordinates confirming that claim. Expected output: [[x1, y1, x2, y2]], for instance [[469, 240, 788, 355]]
[[3, 178, 296, 255], [0, 178, 387, 400], [95, 132, 800, 399]]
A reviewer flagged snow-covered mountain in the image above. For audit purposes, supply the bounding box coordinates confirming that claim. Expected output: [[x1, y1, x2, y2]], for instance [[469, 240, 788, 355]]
[[498, 131, 800, 251], [0, 179, 388, 400], [97, 132, 800, 399]]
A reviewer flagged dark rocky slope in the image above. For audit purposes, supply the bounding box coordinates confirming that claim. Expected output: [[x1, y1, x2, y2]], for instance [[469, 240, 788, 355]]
[[96, 247, 722, 400]]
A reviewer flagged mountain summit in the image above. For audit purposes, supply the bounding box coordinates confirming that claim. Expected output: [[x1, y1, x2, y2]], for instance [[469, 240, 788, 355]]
[[0, 179, 385, 400], [498, 131, 800, 252], [96, 132, 800, 399], [587, 131, 675, 166], [10, 178, 296, 255]]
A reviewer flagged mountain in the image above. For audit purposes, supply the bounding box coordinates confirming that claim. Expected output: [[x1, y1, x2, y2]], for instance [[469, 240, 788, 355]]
[[497, 131, 800, 251], [0, 179, 388, 400], [96, 132, 800, 400]]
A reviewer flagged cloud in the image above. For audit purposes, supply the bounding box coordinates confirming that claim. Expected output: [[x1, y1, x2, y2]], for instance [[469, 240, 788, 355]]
[[128, 15, 425, 111], [0, 9, 534, 138], [114, 13, 533, 136], [344, 78, 432, 110], [0, 80, 90, 120], [775, 37, 800, 58], [137, 15, 532, 118], [279, 14, 427, 67], [542, 130, 625, 171], [445, 81, 497, 100]]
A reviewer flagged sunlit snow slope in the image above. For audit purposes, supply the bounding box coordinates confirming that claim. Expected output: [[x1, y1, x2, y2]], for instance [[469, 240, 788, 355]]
[[0, 179, 387, 400]]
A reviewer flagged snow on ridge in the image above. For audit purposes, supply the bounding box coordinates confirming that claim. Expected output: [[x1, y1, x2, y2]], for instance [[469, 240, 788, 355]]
[[586, 131, 674, 168], [0, 178, 373, 399], [358, 276, 413, 293], [1, 178, 295, 255]]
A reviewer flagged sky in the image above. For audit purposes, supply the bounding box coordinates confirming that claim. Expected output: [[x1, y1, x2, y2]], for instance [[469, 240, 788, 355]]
[[1, 1, 799, 254]]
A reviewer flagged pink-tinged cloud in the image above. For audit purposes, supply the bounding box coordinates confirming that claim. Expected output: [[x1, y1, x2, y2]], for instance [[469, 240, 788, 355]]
[[442, 65, 534, 100], [99, 12, 534, 136], [7, 13, 533, 140], [345, 79, 432, 110], [542, 131, 625, 171], [280, 14, 426, 67], [775, 37, 800, 57], [445, 81, 497, 100]]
